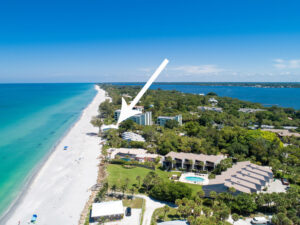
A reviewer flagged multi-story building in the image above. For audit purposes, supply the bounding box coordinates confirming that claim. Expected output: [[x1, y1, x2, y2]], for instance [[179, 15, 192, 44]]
[[163, 151, 226, 171], [114, 110, 152, 125], [157, 115, 182, 126]]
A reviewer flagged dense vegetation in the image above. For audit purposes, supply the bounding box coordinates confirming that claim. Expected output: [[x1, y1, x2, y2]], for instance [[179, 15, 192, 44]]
[[97, 84, 300, 224], [99, 84, 300, 184], [151, 188, 300, 225]]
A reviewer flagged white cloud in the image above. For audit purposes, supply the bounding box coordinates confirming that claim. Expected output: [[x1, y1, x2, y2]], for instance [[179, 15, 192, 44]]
[[171, 65, 223, 75], [273, 58, 300, 69]]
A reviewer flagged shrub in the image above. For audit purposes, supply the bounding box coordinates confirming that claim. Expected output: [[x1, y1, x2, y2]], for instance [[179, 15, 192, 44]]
[[149, 182, 192, 203]]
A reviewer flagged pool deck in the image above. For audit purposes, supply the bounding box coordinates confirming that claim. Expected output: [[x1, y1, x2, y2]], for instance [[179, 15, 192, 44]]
[[179, 172, 209, 185]]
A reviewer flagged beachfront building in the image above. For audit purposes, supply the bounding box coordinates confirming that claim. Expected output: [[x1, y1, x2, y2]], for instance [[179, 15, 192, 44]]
[[198, 106, 223, 112], [108, 148, 160, 163], [202, 161, 273, 194], [91, 200, 124, 222], [122, 131, 145, 142], [163, 151, 226, 171], [157, 115, 182, 126], [238, 108, 266, 113], [114, 109, 152, 125]]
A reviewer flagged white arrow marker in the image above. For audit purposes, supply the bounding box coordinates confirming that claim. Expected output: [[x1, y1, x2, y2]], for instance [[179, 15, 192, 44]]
[[117, 58, 169, 125]]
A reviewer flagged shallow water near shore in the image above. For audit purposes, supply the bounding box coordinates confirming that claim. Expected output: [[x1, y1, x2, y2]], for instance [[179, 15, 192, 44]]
[[0, 83, 96, 217]]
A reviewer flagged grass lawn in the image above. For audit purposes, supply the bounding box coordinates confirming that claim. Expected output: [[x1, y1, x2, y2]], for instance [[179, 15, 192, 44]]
[[122, 198, 144, 208], [107, 164, 202, 196], [151, 207, 181, 225]]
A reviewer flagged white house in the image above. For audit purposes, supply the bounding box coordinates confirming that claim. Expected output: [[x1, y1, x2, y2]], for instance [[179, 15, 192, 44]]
[[208, 97, 218, 106], [122, 132, 145, 142]]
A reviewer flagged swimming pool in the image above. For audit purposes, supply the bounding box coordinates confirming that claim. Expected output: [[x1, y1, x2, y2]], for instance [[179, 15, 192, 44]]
[[121, 158, 131, 162], [185, 176, 205, 182]]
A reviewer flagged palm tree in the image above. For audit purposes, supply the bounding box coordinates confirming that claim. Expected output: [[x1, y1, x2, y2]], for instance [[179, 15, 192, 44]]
[[232, 213, 239, 224], [197, 190, 205, 198], [136, 176, 141, 187], [111, 184, 117, 195], [203, 206, 212, 217], [130, 187, 135, 196], [121, 184, 127, 197], [163, 205, 170, 219]]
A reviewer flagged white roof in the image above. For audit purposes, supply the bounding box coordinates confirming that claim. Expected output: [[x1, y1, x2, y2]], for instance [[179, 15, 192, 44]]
[[209, 161, 273, 193], [91, 201, 124, 218], [108, 148, 147, 159], [122, 132, 145, 142]]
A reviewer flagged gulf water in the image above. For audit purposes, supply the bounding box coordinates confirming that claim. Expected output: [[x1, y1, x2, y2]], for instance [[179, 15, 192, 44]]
[[113, 83, 300, 109], [0, 83, 96, 218]]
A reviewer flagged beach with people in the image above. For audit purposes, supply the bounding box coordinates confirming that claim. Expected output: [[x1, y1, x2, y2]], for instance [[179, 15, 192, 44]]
[[3, 85, 106, 225]]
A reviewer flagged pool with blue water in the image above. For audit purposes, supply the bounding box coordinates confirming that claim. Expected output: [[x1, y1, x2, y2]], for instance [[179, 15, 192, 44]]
[[185, 176, 205, 182]]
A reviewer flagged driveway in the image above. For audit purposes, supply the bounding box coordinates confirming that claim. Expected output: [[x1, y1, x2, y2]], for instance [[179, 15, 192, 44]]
[[135, 195, 166, 225], [104, 209, 142, 225]]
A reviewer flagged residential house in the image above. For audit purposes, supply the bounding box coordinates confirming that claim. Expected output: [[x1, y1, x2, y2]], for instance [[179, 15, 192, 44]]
[[202, 161, 273, 194], [108, 148, 159, 163], [238, 108, 266, 113], [262, 129, 300, 138], [208, 97, 218, 106], [91, 200, 124, 222], [122, 132, 145, 142], [198, 106, 223, 112]]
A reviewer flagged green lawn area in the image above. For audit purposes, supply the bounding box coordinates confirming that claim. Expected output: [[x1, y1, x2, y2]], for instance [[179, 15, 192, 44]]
[[122, 197, 144, 208], [107, 164, 202, 196], [151, 207, 180, 225]]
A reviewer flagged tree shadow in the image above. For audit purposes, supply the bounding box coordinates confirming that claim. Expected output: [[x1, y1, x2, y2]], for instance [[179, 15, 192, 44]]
[[86, 132, 98, 136]]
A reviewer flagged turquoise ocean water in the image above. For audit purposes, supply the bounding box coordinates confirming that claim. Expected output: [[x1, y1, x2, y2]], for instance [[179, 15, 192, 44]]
[[0, 83, 96, 218]]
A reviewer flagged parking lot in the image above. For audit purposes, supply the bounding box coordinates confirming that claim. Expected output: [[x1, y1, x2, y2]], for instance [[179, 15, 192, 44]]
[[104, 208, 142, 225]]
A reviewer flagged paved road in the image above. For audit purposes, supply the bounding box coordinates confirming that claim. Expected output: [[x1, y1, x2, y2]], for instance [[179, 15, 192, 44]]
[[135, 194, 166, 225]]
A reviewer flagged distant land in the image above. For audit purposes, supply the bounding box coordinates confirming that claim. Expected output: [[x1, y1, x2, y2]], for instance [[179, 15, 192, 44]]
[[108, 82, 300, 88]]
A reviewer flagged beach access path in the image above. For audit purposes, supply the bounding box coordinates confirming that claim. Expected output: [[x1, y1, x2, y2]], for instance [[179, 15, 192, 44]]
[[5, 86, 106, 225]]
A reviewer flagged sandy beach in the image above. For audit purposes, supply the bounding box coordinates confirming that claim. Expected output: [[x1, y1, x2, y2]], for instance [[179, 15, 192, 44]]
[[4, 85, 105, 225]]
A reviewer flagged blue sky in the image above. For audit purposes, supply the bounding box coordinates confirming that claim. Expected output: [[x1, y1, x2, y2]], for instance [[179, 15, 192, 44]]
[[1, 0, 300, 82]]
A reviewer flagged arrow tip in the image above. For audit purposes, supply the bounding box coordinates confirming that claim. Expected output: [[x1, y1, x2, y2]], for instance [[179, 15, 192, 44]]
[[117, 98, 140, 125]]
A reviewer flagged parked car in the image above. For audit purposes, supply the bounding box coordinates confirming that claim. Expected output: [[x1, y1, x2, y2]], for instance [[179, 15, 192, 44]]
[[281, 178, 290, 185], [125, 207, 131, 216], [251, 217, 268, 224]]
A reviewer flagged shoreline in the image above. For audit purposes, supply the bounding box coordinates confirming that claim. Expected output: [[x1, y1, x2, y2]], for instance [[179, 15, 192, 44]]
[[0, 86, 98, 222], [2, 85, 106, 225]]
